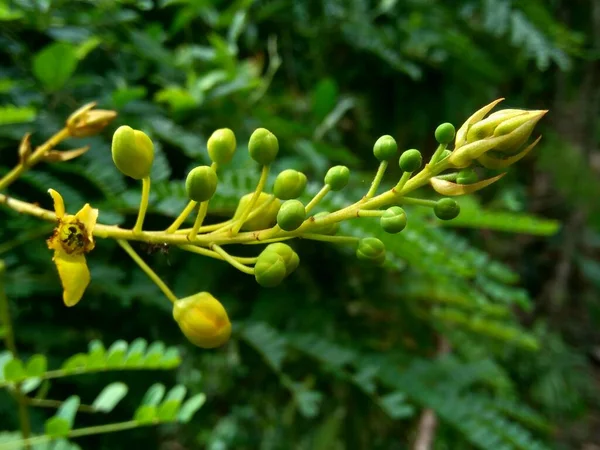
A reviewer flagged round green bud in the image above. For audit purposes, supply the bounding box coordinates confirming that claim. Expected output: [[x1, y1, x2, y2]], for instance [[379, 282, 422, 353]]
[[207, 128, 236, 165], [185, 166, 218, 202], [399, 149, 422, 173], [324, 165, 350, 191], [111, 125, 154, 180], [356, 237, 386, 265], [311, 211, 339, 235], [373, 135, 398, 161], [264, 243, 299, 276], [248, 128, 279, 165], [456, 168, 479, 185], [435, 122, 456, 145], [434, 198, 460, 220], [273, 169, 307, 200], [380, 206, 407, 234], [254, 251, 287, 287], [277, 199, 306, 231], [233, 192, 281, 231]]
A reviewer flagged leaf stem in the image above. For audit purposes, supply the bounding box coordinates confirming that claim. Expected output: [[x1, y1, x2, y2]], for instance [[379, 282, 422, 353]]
[[117, 240, 177, 303], [0, 128, 71, 192], [305, 185, 331, 214], [211, 244, 255, 275], [166, 200, 197, 233], [133, 176, 151, 234], [365, 161, 388, 199], [230, 165, 270, 235]]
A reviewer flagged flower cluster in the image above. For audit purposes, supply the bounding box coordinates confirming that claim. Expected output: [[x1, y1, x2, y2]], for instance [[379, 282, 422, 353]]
[[0, 99, 546, 350]]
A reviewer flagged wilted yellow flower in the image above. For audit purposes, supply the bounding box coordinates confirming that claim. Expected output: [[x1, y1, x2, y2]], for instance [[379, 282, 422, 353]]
[[46, 189, 98, 307], [66, 102, 117, 138], [173, 292, 231, 349]]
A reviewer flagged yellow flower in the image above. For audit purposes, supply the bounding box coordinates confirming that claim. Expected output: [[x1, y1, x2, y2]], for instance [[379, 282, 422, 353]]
[[46, 189, 98, 307]]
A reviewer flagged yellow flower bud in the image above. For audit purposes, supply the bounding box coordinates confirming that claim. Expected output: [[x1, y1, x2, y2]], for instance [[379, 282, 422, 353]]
[[448, 99, 547, 168], [185, 166, 218, 202], [111, 125, 154, 180], [173, 292, 231, 349], [233, 192, 281, 231]]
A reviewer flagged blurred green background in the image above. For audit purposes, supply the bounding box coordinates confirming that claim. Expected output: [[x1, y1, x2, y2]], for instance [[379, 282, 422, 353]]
[[1, 0, 599, 449]]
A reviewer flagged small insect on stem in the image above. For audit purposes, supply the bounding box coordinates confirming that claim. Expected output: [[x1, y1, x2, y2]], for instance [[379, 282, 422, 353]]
[[139, 243, 171, 265]]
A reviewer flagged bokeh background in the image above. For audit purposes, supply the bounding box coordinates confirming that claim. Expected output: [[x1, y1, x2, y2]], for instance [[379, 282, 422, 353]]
[[1, 1, 599, 449]]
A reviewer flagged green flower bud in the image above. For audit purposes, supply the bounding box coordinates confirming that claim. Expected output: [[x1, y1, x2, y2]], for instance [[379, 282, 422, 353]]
[[277, 199, 306, 231], [399, 149, 422, 173], [311, 211, 339, 235], [185, 166, 218, 202], [254, 251, 287, 287], [356, 237, 386, 265], [273, 169, 307, 200], [373, 135, 398, 161], [173, 292, 231, 349], [434, 198, 460, 220], [324, 165, 350, 191], [380, 206, 407, 234], [111, 125, 154, 180], [248, 128, 279, 165], [207, 128, 236, 165], [456, 168, 479, 185], [233, 192, 281, 231], [264, 243, 299, 276], [435, 123, 455, 145]]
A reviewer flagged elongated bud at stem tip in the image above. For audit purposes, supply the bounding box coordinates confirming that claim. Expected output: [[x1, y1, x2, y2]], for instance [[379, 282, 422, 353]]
[[435, 123, 455, 145], [186, 166, 218, 202], [380, 206, 407, 234], [399, 149, 422, 173], [434, 198, 460, 220], [356, 237, 386, 265], [248, 128, 279, 165], [207, 128, 237, 165], [111, 125, 154, 180], [255, 251, 287, 287], [373, 135, 398, 161], [325, 165, 350, 191], [173, 292, 231, 349], [277, 199, 306, 231], [273, 169, 307, 200]]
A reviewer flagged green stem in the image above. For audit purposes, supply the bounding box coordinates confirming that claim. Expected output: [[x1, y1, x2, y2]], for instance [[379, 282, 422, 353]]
[[188, 202, 209, 240], [210, 195, 276, 236], [133, 176, 151, 234], [211, 244, 255, 275], [365, 161, 388, 199], [299, 234, 359, 244], [230, 165, 270, 235], [166, 200, 197, 233], [0, 420, 162, 450], [117, 240, 177, 304], [180, 245, 257, 264], [0, 262, 32, 449], [394, 172, 411, 192], [429, 143, 447, 166], [356, 209, 385, 218], [0, 128, 71, 192], [305, 185, 331, 214], [399, 197, 437, 207]]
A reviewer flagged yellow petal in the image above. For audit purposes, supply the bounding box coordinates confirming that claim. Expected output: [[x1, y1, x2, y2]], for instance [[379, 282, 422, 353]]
[[53, 251, 90, 307], [48, 189, 65, 218], [75, 204, 99, 240], [430, 173, 506, 196]]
